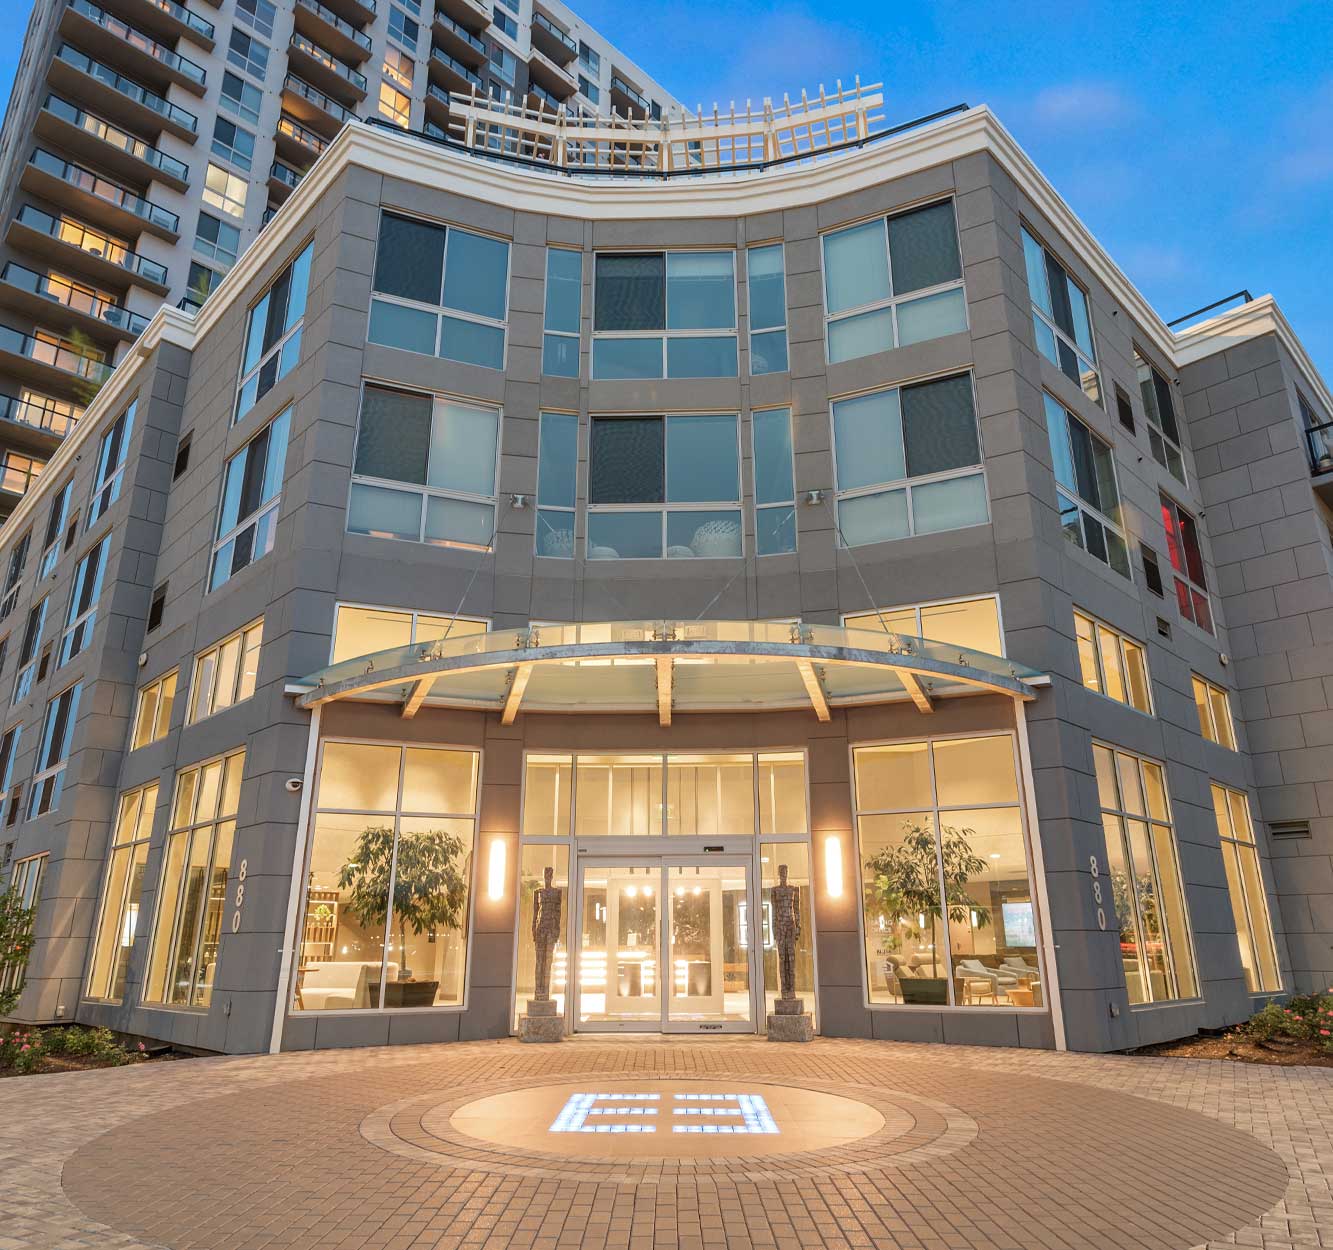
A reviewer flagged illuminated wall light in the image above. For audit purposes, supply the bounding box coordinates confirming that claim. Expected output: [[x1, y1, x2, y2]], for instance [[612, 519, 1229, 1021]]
[[486, 837, 507, 900], [823, 834, 843, 898]]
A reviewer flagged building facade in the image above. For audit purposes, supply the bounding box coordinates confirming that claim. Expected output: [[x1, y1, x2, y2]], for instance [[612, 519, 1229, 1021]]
[[0, 0, 680, 524], [0, 100, 1330, 1056]]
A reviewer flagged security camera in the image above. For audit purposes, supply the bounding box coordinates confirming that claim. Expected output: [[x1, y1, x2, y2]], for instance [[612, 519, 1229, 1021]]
[[285, 777, 303, 793]]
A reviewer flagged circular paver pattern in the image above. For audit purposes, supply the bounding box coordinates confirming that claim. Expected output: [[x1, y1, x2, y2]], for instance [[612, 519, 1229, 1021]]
[[59, 1039, 1294, 1250]]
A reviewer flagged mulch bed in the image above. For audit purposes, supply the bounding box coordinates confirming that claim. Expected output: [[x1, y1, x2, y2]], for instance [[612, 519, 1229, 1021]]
[[1134, 1031, 1333, 1068], [0, 1050, 185, 1078]]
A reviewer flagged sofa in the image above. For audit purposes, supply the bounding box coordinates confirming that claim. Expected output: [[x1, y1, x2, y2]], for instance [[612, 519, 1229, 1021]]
[[300, 960, 400, 1010]]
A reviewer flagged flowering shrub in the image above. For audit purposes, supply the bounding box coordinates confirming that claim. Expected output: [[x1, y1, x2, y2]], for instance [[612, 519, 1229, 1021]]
[[0, 1029, 47, 1075], [44, 1026, 131, 1064], [1246, 994, 1333, 1054], [1, 1025, 146, 1075]]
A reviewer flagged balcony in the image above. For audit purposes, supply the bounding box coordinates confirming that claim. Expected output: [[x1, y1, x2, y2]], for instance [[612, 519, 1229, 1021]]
[[8, 206, 170, 295], [288, 32, 368, 102], [268, 159, 305, 200], [428, 44, 483, 96], [99, 0, 215, 49], [525, 81, 567, 115], [293, 0, 372, 65], [281, 73, 357, 137], [530, 10, 577, 64], [0, 264, 149, 343], [22, 149, 180, 241], [61, 0, 208, 96], [318, 0, 375, 28], [610, 73, 652, 119], [0, 454, 46, 501], [36, 94, 190, 192], [51, 43, 198, 140], [431, 9, 486, 65], [1308, 420, 1333, 502], [0, 392, 80, 453], [0, 324, 114, 395], [435, 0, 488, 31], [274, 111, 327, 164], [527, 46, 577, 99]]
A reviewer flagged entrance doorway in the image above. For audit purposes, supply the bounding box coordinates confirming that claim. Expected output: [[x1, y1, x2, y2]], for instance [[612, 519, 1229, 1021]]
[[574, 857, 757, 1032]]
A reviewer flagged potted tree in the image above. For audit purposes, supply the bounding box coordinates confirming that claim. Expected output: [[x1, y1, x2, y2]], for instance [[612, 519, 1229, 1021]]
[[339, 825, 469, 1008], [864, 820, 989, 1005]]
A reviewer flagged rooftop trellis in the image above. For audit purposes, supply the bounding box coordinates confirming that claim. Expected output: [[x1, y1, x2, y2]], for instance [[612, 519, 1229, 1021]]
[[444, 79, 886, 173]]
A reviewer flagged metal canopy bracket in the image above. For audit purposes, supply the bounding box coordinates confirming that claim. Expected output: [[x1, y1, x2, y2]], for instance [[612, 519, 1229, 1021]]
[[501, 662, 534, 725], [795, 659, 831, 722], [655, 655, 673, 726], [898, 668, 934, 714], [401, 676, 432, 719]]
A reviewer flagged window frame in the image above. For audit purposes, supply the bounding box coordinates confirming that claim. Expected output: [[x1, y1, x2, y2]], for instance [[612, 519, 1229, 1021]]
[[1210, 782, 1282, 995], [1160, 493, 1213, 634], [541, 246, 582, 378], [83, 781, 157, 1002], [1044, 392, 1130, 577], [219, 69, 262, 126], [203, 161, 248, 219], [1135, 347, 1186, 484], [234, 240, 313, 422], [187, 618, 263, 724], [329, 603, 488, 665], [131, 667, 178, 749], [751, 405, 796, 555], [210, 407, 291, 591], [1192, 673, 1236, 749], [746, 241, 789, 376], [1021, 222, 1101, 406], [1072, 608, 1153, 714], [13, 596, 47, 702], [28, 680, 80, 818], [87, 400, 135, 527], [0, 529, 30, 621], [38, 479, 72, 578], [535, 409, 578, 559], [842, 593, 1006, 657], [59, 536, 107, 665], [0, 723, 22, 803]]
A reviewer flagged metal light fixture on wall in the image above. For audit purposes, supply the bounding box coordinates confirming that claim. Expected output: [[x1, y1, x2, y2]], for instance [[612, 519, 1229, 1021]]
[[486, 837, 507, 900], [823, 834, 843, 898]]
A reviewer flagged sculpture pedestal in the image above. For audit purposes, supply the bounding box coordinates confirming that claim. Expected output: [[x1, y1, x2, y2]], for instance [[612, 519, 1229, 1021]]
[[766, 996, 814, 1042], [518, 997, 564, 1043]]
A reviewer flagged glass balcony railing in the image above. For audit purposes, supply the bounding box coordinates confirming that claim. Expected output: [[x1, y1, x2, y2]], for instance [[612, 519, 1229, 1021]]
[[610, 74, 650, 113], [277, 111, 328, 153], [429, 45, 482, 90], [295, 0, 371, 52], [283, 73, 356, 122], [270, 160, 303, 189], [142, 0, 214, 40], [289, 32, 368, 91], [528, 81, 564, 112], [67, 0, 207, 86], [29, 148, 180, 233], [55, 43, 199, 132], [0, 324, 113, 382], [0, 456, 45, 497], [15, 205, 169, 286], [43, 93, 190, 182], [1, 263, 150, 336], [532, 11, 576, 54], [1307, 420, 1333, 475], [0, 392, 80, 438], [434, 9, 485, 54]]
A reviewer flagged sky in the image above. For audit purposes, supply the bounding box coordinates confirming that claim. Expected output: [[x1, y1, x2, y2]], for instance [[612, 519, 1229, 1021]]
[[0, 0, 1329, 378]]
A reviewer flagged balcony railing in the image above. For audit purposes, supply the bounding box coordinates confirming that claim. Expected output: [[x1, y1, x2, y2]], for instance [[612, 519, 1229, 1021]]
[[283, 73, 356, 123], [142, 0, 214, 40], [1308, 420, 1333, 475], [289, 32, 368, 91], [532, 11, 576, 55], [0, 392, 80, 438], [0, 324, 113, 383], [276, 111, 327, 152], [434, 9, 485, 54], [527, 81, 564, 113], [15, 206, 169, 286], [29, 148, 180, 233], [68, 0, 207, 87], [1, 264, 151, 336], [610, 74, 650, 114], [43, 93, 190, 182], [55, 43, 198, 132], [429, 45, 482, 91], [295, 0, 371, 52], [0, 456, 45, 497], [270, 160, 303, 189]]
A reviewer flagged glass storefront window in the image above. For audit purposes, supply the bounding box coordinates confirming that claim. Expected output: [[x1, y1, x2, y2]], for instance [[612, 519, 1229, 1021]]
[[844, 595, 1003, 657], [294, 741, 479, 1011], [331, 605, 487, 664], [853, 734, 1042, 1008], [85, 782, 157, 1002], [1211, 783, 1281, 993]]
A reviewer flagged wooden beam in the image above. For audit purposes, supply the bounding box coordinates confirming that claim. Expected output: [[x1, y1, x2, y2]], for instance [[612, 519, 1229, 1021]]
[[401, 676, 432, 719], [796, 659, 831, 723], [655, 656, 673, 726], [899, 668, 934, 714], [501, 662, 534, 725]]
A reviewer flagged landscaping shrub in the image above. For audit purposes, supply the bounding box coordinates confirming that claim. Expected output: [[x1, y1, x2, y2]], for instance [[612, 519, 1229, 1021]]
[[1245, 993, 1333, 1054], [0, 1029, 46, 1075]]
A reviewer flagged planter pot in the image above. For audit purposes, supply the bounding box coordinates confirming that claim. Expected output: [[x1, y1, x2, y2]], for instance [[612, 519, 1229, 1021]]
[[901, 977, 949, 1005]]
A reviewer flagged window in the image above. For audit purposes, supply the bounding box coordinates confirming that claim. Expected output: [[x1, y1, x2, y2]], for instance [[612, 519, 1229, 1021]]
[[331, 606, 485, 664], [132, 668, 177, 747], [578, 75, 599, 104], [1093, 744, 1198, 1003], [59, 537, 106, 664], [203, 162, 248, 219], [383, 47, 413, 90], [0, 724, 22, 803], [294, 741, 479, 1011], [844, 595, 1003, 656], [542, 248, 581, 377], [235, 0, 275, 37], [211, 117, 254, 172], [210, 409, 290, 590], [38, 479, 72, 578], [220, 70, 262, 126], [88, 401, 134, 526], [493, 7, 517, 38], [146, 582, 166, 633], [1114, 384, 1135, 434], [588, 414, 741, 559], [592, 252, 737, 379], [348, 385, 499, 551], [1073, 609, 1152, 713], [188, 620, 262, 722], [1192, 674, 1236, 749], [236, 241, 313, 419], [369, 213, 509, 369], [1140, 543, 1164, 597], [378, 82, 410, 128], [13, 597, 46, 702], [144, 750, 244, 1008], [1, 852, 45, 997], [1211, 784, 1281, 994], [747, 243, 788, 374], [753, 407, 795, 555], [1044, 393, 1130, 576], [853, 734, 1041, 1007], [84, 782, 156, 1002], [172, 431, 192, 479], [833, 373, 986, 547], [0, 452, 44, 498], [1160, 494, 1212, 633], [578, 41, 600, 73], [536, 411, 577, 557], [226, 27, 268, 79], [28, 681, 79, 818], [1022, 225, 1100, 404], [1136, 349, 1185, 482], [185, 262, 221, 308], [822, 202, 965, 364], [0, 530, 30, 620], [196, 211, 241, 267], [387, 6, 418, 49]]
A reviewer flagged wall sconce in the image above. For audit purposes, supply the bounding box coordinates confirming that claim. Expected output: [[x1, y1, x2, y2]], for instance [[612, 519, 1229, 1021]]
[[510, 493, 529, 510], [487, 837, 507, 901], [823, 834, 843, 898]]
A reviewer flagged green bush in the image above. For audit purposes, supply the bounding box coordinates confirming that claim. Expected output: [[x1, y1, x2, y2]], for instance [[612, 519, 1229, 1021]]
[[1245, 994, 1333, 1053], [0, 1029, 46, 1074], [43, 1026, 130, 1064]]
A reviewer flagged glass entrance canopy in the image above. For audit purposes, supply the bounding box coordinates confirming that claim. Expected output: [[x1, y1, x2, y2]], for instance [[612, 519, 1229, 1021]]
[[292, 620, 1046, 722]]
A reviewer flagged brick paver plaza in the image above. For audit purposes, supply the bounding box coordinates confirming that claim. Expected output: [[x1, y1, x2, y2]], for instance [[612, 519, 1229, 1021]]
[[1, 1037, 1330, 1249]]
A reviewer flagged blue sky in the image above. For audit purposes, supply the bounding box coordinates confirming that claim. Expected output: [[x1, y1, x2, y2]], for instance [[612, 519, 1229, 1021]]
[[2, 0, 1330, 378]]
